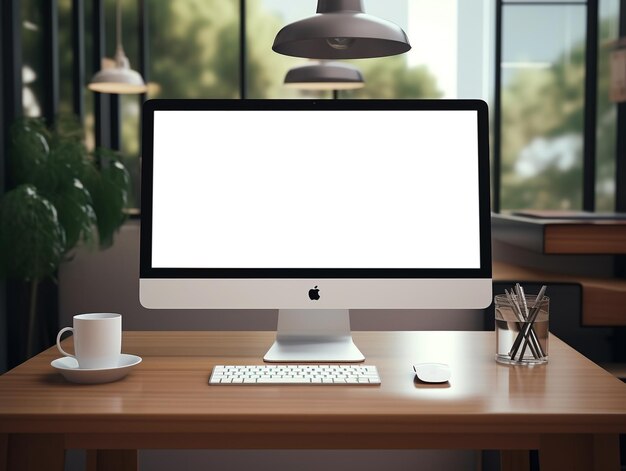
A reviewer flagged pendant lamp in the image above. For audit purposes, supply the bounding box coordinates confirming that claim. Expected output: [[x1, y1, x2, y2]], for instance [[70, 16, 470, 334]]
[[88, 0, 147, 94], [284, 61, 364, 90], [273, 0, 411, 59]]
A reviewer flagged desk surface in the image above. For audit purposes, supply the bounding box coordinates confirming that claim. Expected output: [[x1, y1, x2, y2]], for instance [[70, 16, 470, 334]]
[[2, 331, 626, 471], [1, 331, 625, 437]]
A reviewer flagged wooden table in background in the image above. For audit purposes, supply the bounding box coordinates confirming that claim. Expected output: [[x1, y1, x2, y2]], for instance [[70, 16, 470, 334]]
[[1, 331, 626, 471], [492, 213, 626, 326], [491, 213, 626, 254]]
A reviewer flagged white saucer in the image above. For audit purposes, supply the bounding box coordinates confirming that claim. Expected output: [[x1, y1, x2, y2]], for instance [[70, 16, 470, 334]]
[[51, 354, 142, 384]]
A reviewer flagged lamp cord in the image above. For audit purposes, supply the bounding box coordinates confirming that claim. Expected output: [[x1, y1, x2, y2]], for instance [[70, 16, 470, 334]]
[[116, 0, 123, 55]]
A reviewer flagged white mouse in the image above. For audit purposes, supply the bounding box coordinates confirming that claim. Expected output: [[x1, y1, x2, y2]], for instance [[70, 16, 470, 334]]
[[413, 363, 451, 383]]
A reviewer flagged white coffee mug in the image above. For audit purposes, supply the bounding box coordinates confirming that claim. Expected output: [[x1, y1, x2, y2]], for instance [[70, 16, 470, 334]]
[[56, 313, 122, 369]]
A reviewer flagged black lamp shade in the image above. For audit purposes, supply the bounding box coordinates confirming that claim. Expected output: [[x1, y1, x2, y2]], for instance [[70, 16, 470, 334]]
[[284, 62, 364, 90], [272, 0, 411, 59]]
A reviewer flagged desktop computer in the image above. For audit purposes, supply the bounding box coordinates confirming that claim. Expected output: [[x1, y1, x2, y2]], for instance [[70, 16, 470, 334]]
[[140, 99, 492, 364]]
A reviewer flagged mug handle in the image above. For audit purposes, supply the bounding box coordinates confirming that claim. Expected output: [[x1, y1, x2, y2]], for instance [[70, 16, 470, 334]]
[[56, 327, 75, 358]]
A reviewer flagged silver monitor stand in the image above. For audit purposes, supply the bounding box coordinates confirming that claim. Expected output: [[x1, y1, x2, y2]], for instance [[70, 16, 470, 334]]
[[263, 309, 365, 363]]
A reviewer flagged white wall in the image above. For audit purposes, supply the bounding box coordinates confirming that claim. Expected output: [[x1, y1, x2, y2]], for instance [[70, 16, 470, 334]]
[[59, 220, 485, 471]]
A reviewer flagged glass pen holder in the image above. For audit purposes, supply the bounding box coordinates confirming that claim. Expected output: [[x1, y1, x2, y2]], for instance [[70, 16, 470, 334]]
[[495, 294, 549, 365]]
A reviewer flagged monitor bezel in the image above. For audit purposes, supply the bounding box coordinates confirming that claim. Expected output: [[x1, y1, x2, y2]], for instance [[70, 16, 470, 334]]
[[140, 99, 491, 280]]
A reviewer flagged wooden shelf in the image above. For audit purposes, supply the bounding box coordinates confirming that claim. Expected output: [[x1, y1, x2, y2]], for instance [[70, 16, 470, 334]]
[[494, 261, 626, 326], [492, 213, 626, 254]]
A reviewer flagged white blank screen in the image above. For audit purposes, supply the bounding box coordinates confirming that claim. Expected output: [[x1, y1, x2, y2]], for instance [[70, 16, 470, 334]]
[[151, 110, 481, 269]]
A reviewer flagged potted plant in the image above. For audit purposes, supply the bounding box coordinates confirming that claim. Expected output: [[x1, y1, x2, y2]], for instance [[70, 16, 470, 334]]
[[0, 117, 131, 358]]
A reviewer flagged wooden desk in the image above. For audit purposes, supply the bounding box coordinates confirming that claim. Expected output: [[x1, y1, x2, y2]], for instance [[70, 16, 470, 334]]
[[1, 331, 626, 471]]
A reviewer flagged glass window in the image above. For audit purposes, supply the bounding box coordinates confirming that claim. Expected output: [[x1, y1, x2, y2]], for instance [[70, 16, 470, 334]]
[[58, 0, 73, 117], [342, 0, 449, 99], [502, 0, 579, 2], [108, 0, 141, 207], [500, 4, 586, 210], [596, 0, 620, 211], [84, 0, 96, 151], [249, 0, 493, 101], [147, 0, 239, 99], [246, 0, 329, 99], [21, 0, 44, 117], [121, 93, 140, 208]]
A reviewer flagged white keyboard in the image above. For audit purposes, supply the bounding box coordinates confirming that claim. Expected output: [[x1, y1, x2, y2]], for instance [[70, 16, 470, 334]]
[[209, 364, 381, 385]]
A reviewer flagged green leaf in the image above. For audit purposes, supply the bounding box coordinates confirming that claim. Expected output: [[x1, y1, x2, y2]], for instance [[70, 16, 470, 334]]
[[47, 178, 98, 252], [9, 118, 50, 187], [43, 139, 91, 195], [84, 149, 131, 247], [0, 185, 66, 280], [3, 116, 132, 282]]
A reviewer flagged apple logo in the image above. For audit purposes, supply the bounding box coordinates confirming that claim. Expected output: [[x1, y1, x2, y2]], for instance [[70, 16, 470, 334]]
[[308, 286, 320, 301]]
